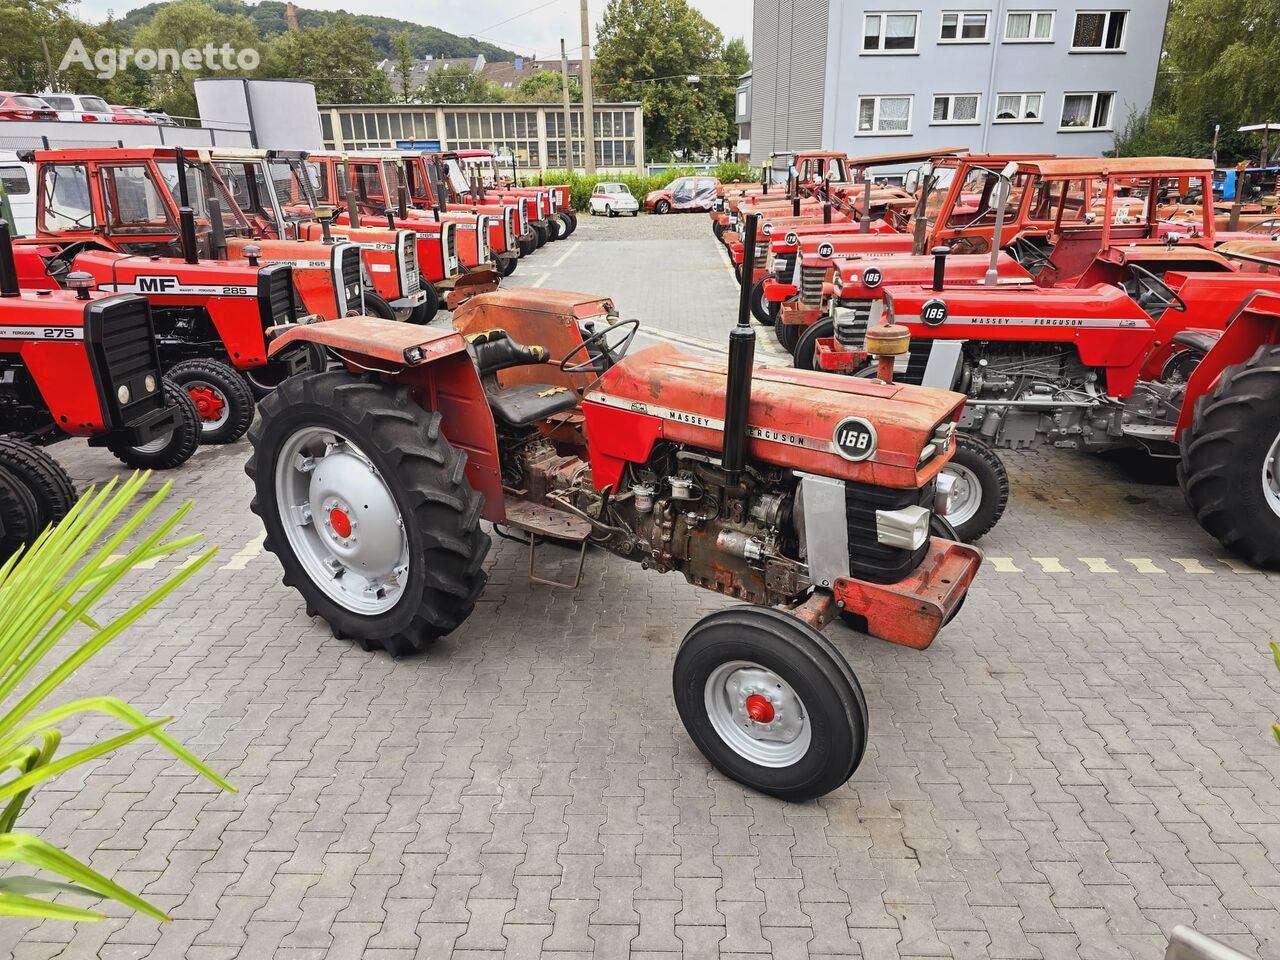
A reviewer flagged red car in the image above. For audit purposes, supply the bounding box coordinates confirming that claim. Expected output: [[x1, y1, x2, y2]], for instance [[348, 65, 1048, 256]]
[[0, 92, 56, 122], [643, 175, 721, 214], [110, 105, 157, 125]]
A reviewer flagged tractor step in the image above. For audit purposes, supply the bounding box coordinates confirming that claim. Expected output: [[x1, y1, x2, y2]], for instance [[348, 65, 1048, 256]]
[[502, 500, 591, 589], [1121, 424, 1176, 441]]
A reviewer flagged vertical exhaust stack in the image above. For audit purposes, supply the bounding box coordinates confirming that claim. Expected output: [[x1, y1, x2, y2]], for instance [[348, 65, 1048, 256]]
[[792, 196, 801, 217], [823, 201, 832, 224], [932, 246, 949, 291], [722, 213, 759, 490], [174, 147, 198, 265], [385, 208, 396, 230], [0, 223, 19, 297], [985, 161, 1019, 286], [397, 185, 409, 220], [859, 177, 873, 234]]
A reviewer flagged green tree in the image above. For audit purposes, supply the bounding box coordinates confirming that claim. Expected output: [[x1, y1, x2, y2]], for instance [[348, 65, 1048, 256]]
[[132, 0, 260, 116], [420, 64, 506, 104], [595, 0, 733, 156], [0, 0, 115, 96], [509, 70, 580, 104], [392, 29, 415, 102], [264, 14, 393, 105]]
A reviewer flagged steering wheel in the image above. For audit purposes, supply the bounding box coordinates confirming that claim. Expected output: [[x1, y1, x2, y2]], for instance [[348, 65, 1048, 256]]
[[560, 319, 640, 373], [1125, 263, 1187, 314], [1008, 234, 1050, 271], [43, 241, 99, 281]]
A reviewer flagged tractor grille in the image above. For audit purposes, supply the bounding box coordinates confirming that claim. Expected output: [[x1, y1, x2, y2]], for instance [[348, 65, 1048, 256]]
[[799, 265, 826, 307], [846, 479, 935, 584], [84, 295, 166, 428], [400, 234, 420, 295], [753, 243, 769, 269], [340, 244, 362, 313], [441, 223, 458, 274], [257, 263, 297, 330], [504, 206, 517, 248], [478, 216, 492, 263], [773, 254, 794, 280]]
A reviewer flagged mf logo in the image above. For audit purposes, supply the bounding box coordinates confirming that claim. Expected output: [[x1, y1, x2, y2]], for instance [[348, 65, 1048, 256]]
[[136, 275, 180, 293]]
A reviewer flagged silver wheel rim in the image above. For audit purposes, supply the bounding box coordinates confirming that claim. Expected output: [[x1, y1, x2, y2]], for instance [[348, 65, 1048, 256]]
[[1265, 429, 1280, 520], [131, 433, 172, 454], [273, 426, 410, 615], [942, 461, 982, 528], [703, 660, 811, 767], [184, 380, 231, 432]]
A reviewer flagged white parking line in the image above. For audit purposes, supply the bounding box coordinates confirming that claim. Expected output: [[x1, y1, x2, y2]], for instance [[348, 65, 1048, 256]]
[[552, 243, 580, 268], [530, 273, 551, 288]]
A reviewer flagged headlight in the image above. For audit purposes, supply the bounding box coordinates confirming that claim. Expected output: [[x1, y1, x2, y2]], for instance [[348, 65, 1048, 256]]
[[117, 385, 131, 405], [875, 505, 930, 550], [144, 374, 158, 393]]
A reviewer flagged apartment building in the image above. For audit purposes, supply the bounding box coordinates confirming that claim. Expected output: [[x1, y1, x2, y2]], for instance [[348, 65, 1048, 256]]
[[750, 1, 1170, 171]]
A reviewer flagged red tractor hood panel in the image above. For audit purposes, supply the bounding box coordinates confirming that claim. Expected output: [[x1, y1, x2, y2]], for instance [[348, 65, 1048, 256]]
[[583, 344, 963, 489], [836, 253, 1032, 299]]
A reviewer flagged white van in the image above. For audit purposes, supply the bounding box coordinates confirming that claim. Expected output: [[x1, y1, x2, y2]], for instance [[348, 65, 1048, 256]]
[[0, 152, 36, 236]]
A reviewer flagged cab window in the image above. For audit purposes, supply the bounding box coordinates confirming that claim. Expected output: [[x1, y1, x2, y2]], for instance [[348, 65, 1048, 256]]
[[305, 161, 331, 203], [945, 168, 1030, 228], [0, 165, 30, 196], [349, 163, 385, 204], [100, 164, 175, 233], [39, 162, 94, 231]]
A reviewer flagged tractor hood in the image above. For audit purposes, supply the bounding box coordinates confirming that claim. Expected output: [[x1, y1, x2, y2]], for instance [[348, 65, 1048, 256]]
[[583, 344, 963, 490], [834, 252, 1032, 301]]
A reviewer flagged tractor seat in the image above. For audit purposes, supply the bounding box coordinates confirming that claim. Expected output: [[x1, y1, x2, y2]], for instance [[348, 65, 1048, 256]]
[[469, 329, 579, 428]]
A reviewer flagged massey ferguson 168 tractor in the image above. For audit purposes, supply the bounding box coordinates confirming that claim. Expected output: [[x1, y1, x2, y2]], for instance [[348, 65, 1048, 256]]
[[0, 222, 200, 556], [814, 162, 1280, 566], [244, 216, 983, 801]]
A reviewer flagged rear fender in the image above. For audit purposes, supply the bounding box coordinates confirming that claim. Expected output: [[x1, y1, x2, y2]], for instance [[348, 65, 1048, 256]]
[[1176, 289, 1280, 436], [269, 316, 505, 520]]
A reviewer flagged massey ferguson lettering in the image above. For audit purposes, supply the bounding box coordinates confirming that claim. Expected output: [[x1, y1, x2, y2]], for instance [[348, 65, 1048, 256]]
[[111, 276, 257, 297]]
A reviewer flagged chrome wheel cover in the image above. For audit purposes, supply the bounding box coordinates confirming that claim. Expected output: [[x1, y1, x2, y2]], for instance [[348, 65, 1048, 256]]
[[704, 660, 811, 768], [1265, 428, 1280, 520], [274, 426, 409, 615]]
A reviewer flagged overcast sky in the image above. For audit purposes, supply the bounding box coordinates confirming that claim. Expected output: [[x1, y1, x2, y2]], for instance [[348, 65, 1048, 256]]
[[75, 0, 752, 62]]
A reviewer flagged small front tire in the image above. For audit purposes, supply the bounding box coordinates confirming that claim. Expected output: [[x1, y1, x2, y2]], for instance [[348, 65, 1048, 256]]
[[940, 434, 1009, 543], [108, 379, 201, 470], [673, 606, 867, 802], [167, 358, 256, 444], [0, 463, 40, 560], [750, 278, 780, 326], [793, 316, 834, 371]]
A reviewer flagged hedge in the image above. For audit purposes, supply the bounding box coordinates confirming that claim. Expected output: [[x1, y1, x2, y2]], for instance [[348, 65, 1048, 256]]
[[532, 162, 757, 212]]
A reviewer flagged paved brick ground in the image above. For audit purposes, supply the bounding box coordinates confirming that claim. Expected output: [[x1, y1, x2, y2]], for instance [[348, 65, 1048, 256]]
[[5, 212, 1280, 959]]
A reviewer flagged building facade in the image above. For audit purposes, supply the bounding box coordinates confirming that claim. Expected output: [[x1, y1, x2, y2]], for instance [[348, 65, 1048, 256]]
[[736, 71, 752, 162], [751, 1, 1169, 170], [319, 102, 646, 173]]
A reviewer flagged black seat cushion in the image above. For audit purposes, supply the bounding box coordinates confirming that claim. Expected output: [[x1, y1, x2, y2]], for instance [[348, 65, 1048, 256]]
[[489, 383, 579, 427], [471, 331, 550, 376]]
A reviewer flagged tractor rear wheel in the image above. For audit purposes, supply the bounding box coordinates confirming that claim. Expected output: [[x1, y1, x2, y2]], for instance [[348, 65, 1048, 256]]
[[774, 319, 801, 355], [530, 222, 549, 247], [561, 210, 578, 235], [408, 282, 440, 325], [0, 463, 39, 560], [713, 220, 725, 240], [750, 278, 779, 326], [0, 437, 77, 531], [246, 371, 490, 656], [168, 358, 255, 444], [1179, 343, 1280, 568], [793, 316, 834, 370], [108, 378, 201, 470], [245, 343, 329, 400], [518, 234, 538, 257], [674, 605, 867, 802], [940, 434, 1009, 543]]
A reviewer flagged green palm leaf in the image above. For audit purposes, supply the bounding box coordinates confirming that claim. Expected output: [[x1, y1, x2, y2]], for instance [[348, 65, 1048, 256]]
[[0, 472, 231, 923]]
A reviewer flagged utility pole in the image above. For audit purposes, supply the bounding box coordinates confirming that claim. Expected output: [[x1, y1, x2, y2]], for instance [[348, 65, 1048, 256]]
[[560, 39, 575, 170], [579, 0, 597, 175]]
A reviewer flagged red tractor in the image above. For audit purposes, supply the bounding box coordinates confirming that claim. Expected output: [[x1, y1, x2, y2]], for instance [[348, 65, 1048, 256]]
[[0, 222, 200, 556], [243, 217, 982, 802], [452, 148, 574, 242]]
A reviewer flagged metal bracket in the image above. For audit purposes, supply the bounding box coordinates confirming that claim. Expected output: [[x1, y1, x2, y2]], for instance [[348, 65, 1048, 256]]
[[528, 534, 588, 589]]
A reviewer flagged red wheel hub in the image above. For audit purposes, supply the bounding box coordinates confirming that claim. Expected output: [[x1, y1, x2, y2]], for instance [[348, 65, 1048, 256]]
[[745, 694, 774, 724], [329, 507, 353, 538], [188, 386, 225, 422]]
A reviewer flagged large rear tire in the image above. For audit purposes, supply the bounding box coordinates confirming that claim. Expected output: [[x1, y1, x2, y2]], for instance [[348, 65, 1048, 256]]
[[793, 316, 834, 370], [940, 434, 1009, 543], [167, 358, 255, 445], [246, 371, 490, 656], [674, 606, 867, 802], [1179, 343, 1280, 568], [0, 464, 40, 560], [750, 278, 780, 326], [244, 343, 329, 400], [774, 319, 801, 355], [0, 438, 77, 531], [108, 379, 201, 470]]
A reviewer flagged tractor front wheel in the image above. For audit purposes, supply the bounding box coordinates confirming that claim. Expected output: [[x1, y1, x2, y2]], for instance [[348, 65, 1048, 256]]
[[408, 282, 440, 325], [0, 462, 39, 560], [0, 437, 76, 532], [530, 222, 549, 247], [109, 378, 201, 470], [750, 278, 780, 326], [494, 252, 518, 278], [246, 371, 490, 656], [362, 291, 397, 321], [939, 434, 1009, 543], [561, 210, 578, 235], [518, 233, 538, 257], [1180, 343, 1280, 568], [793, 316, 834, 370], [557, 211, 575, 235], [168, 358, 255, 444], [673, 606, 868, 802], [774, 319, 801, 355]]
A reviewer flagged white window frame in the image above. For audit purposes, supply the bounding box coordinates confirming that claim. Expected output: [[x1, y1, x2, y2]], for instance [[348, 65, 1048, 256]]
[[1004, 9, 1055, 42], [862, 12, 921, 54], [939, 10, 990, 43], [993, 91, 1044, 123], [856, 95, 914, 135], [931, 93, 982, 125], [1059, 91, 1115, 131], [1070, 9, 1128, 51]]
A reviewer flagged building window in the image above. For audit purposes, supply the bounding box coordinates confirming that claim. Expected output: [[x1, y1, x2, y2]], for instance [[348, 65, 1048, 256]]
[[1005, 9, 1054, 41], [994, 92, 1043, 122], [737, 90, 747, 115], [932, 93, 980, 124], [857, 95, 913, 134], [1060, 91, 1114, 130], [863, 13, 920, 52], [940, 11, 988, 42], [1072, 10, 1126, 50]]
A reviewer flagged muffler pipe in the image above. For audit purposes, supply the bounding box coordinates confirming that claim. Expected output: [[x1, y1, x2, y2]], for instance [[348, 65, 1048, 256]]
[[932, 245, 949, 291], [723, 214, 759, 488], [823, 201, 832, 224], [179, 207, 199, 264], [384, 207, 396, 230], [0, 223, 19, 297], [792, 196, 801, 217], [860, 177, 873, 234]]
